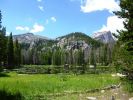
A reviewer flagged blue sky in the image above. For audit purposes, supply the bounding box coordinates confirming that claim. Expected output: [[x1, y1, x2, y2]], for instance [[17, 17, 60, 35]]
[[0, 0, 124, 38]]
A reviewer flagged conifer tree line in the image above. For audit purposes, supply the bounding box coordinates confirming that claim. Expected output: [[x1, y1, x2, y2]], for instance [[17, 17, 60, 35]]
[[0, 10, 21, 69], [21, 41, 112, 67]]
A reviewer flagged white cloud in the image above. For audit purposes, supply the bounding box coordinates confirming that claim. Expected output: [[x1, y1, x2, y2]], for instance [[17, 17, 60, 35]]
[[81, 0, 120, 13], [96, 16, 125, 33], [16, 23, 44, 33], [6, 32, 10, 36], [30, 23, 45, 33], [51, 17, 56, 22], [37, 0, 42, 2], [38, 6, 44, 11], [16, 26, 30, 31]]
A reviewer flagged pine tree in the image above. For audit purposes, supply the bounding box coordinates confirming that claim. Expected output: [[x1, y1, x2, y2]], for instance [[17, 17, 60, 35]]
[[61, 50, 65, 65], [107, 46, 112, 65], [114, 0, 133, 79], [90, 47, 96, 66], [52, 48, 61, 65], [0, 10, 2, 30], [0, 11, 7, 66], [103, 44, 108, 66], [7, 32, 14, 68], [98, 46, 102, 65], [77, 49, 84, 66], [14, 39, 21, 67]]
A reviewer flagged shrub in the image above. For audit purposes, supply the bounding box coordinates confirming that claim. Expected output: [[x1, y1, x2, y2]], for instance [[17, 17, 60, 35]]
[[0, 89, 23, 100]]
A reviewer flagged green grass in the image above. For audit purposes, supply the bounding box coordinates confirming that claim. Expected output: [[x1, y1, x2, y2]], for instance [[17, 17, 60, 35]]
[[122, 78, 133, 93], [0, 72, 119, 99]]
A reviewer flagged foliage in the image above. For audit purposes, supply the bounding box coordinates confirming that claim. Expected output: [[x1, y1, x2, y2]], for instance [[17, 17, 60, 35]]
[[90, 47, 96, 66], [18, 65, 63, 74], [7, 33, 14, 68], [52, 48, 62, 65], [77, 49, 85, 66], [0, 11, 22, 68], [17, 65, 116, 75], [0, 11, 7, 66], [0, 89, 23, 100], [14, 39, 21, 67], [103, 44, 108, 66], [122, 78, 133, 92], [113, 0, 133, 79]]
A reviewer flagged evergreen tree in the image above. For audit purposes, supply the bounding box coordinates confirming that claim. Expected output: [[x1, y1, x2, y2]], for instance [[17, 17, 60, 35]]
[[32, 48, 38, 65], [61, 50, 65, 65], [107, 46, 112, 65], [103, 44, 108, 66], [77, 49, 84, 66], [7, 32, 14, 68], [64, 51, 69, 64], [70, 49, 73, 65], [90, 47, 96, 66], [14, 39, 21, 67], [73, 50, 78, 65], [0, 10, 2, 30], [42, 51, 50, 65], [0, 11, 7, 66], [29, 49, 34, 64], [114, 0, 133, 79], [52, 50, 56, 65], [47, 49, 52, 65], [52, 48, 61, 65], [98, 47, 102, 65]]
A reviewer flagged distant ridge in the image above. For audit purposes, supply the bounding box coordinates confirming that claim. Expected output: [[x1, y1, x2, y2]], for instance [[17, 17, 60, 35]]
[[13, 33, 49, 43]]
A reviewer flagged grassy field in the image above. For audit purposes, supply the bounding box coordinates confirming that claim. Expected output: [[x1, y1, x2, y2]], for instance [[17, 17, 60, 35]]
[[0, 72, 120, 100]]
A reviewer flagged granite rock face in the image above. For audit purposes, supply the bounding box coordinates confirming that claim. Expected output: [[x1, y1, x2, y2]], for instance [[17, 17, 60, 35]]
[[13, 33, 49, 44], [93, 31, 115, 43]]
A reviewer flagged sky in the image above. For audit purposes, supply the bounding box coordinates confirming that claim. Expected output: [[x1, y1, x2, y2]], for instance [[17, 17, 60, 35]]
[[0, 0, 124, 38]]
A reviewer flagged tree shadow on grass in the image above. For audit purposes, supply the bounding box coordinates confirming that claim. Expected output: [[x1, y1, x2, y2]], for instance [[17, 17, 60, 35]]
[[0, 90, 24, 100], [0, 73, 10, 77]]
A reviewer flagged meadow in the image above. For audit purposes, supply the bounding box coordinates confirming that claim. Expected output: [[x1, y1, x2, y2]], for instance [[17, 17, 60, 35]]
[[0, 72, 120, 100]]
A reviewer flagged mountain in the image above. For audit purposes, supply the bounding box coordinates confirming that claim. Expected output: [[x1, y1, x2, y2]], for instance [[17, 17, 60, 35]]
[[93, 31, 115, 43], [13, 33, 49, 44], [56, 32, 102, 50], [13, 33, 55, 50], [13, 32, 102, 50]]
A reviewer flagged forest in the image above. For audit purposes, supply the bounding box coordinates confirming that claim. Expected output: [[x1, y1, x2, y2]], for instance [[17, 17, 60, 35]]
[[0, 0, 132, 99]]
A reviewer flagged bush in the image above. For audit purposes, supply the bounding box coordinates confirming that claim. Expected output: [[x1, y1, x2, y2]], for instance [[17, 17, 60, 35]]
[[17, 65, 64, 74], [17, 65, 116, 74], [86, 66, 116, 74], [0, 89, 23, 100]]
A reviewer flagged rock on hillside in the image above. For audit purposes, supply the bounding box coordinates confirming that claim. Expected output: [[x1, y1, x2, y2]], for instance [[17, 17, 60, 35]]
[[56, 32, 101, 50], [93, 31, 115, 43], [13, 33, 49, 44]]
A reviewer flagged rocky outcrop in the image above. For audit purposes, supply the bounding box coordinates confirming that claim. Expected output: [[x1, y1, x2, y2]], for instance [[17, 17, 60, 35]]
[[93, 31, 115, 43], [13, 33, 48, 44]]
